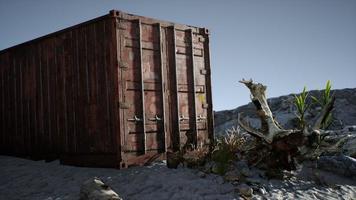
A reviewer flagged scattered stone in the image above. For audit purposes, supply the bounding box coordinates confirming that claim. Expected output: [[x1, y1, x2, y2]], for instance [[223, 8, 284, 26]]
[[211, 163, 221, 174], [197, 171, 206, 178], [236, 183, 253, 197], [343, 125, 356, 132], [245, 177, 264, 185], [224, 170, 240, 182], [265, 169, 284, 179], [79, 177, 122, 200], [177, 163, 185, 169], [317, 155, 356, 177], [203, 161, 215, 173], [241, 167, 252, 177], [257, 187, 267, 195], [233, 160, 249, 171], [341, 134, 356, 158], [215, 176, 225, 184]]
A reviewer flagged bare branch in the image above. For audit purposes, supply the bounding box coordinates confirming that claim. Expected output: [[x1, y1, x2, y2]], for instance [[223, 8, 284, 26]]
[[238, 114, 273, 144], [238, 79, 299, 144], [239, 78, 254, 89]]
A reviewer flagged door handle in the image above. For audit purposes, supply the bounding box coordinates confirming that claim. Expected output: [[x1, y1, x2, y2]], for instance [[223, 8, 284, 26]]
[[197, 115, 206, 122], [179, 115, 189, 121], [148, 115, 162, 122], [127, 115, 143, 122]]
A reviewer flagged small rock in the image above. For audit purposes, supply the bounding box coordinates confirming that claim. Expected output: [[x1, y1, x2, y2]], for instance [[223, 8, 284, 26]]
[[80, 177, 122, 200], [224, 170, 240, 182], [241, 167, 252, 177], [342, 135, 356, 157], [236, 183, 253, 197], [215, 176, 225, 184], [197, 171, 206, 178], [203, 161, 215, 173], [233, 161, 249, 171], [177, 163, 185, 169], [231, 181, 240, 186], [249, 167, 266, 179], [343, 125, 356, 132], [211, 163, 222, 174], [258, 187, 267, 195], [317, 155, 356, 177], [245, 177, 263, 185], [265, 169, 284, 179]]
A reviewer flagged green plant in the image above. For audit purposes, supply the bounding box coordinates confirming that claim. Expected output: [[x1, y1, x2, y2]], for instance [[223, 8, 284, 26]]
[[211, 146, 234, 175], [311, 80, 333, 129], [211, 127, 246, 175], [294, 86, 309, 129]]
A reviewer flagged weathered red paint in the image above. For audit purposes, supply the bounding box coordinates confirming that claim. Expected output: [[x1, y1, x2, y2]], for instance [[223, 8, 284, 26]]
[[0, 10, 214, 168]]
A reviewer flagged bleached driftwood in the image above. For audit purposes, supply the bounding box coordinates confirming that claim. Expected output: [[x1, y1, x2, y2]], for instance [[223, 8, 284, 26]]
[[238, 79, 336, 169]]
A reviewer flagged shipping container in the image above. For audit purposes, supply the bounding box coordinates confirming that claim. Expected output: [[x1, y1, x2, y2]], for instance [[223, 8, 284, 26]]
[[0, 10, 213, 168]]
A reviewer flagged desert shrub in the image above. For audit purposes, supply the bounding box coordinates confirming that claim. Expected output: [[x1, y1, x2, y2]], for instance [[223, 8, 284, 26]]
[[223, 126, 247, 152], [182, 143, 210, 168], [211, 126, 246, 175], [167, 145, 210, 169]]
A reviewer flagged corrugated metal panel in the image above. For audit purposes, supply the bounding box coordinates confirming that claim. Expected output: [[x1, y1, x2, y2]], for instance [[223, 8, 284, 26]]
[[115, 11, 214, 166], [0, 10, 213, 168]]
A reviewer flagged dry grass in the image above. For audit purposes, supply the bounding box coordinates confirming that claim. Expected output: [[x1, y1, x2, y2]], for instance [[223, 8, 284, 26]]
[[210, 125, 248, 174], [182, 143, 210, 167], [221, 126, 247, 152]]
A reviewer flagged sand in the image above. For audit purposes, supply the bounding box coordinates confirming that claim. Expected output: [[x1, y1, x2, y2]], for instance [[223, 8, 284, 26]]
[[0, 156, 355, 200], [0, 156, 236, 200]]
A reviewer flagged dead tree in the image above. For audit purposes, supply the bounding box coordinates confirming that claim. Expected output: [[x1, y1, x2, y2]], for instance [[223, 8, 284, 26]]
[[238, 79, 335, 170]]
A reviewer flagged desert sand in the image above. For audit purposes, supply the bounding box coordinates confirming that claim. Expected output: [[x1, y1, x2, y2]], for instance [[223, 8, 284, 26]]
[[0, 155, 355, 200]]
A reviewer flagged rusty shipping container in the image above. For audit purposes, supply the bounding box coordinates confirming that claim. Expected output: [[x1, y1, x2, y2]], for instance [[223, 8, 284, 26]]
[[0, 10, 213, 168]]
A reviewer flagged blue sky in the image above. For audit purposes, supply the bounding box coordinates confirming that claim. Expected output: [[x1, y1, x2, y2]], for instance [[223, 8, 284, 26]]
[[1, 0, 355, 111]]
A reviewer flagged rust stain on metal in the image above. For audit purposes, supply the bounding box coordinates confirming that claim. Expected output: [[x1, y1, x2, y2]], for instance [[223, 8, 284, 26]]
[[0, 10, 214, 168]]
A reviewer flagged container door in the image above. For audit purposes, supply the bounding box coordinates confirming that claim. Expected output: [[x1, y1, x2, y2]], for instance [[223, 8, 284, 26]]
[[118, 20, 167, 161], [167, 27, 212, 151]]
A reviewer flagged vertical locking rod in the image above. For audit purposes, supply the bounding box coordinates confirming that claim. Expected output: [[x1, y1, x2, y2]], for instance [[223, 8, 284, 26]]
[[189, 29, 198, 146], [171, 26, 180, 150], [157, 23, 167, 152], [137, 19, 146, 154]]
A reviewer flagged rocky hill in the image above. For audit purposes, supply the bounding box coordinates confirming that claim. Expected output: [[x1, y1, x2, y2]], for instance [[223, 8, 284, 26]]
[[214, 88, 356, 136]]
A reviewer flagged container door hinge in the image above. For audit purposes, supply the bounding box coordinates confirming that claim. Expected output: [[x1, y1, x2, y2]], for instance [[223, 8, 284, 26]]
[[118, 102, 130, 109], [200, 69, 209, 75], [119, 61, 128, 70], [198, 36, 205, 43]]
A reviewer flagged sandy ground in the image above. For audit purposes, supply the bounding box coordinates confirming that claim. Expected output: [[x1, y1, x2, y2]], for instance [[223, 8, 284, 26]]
[[253, 167, 356, 200], [0, 156, 355, 200], [0, 156, 236, 200]]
